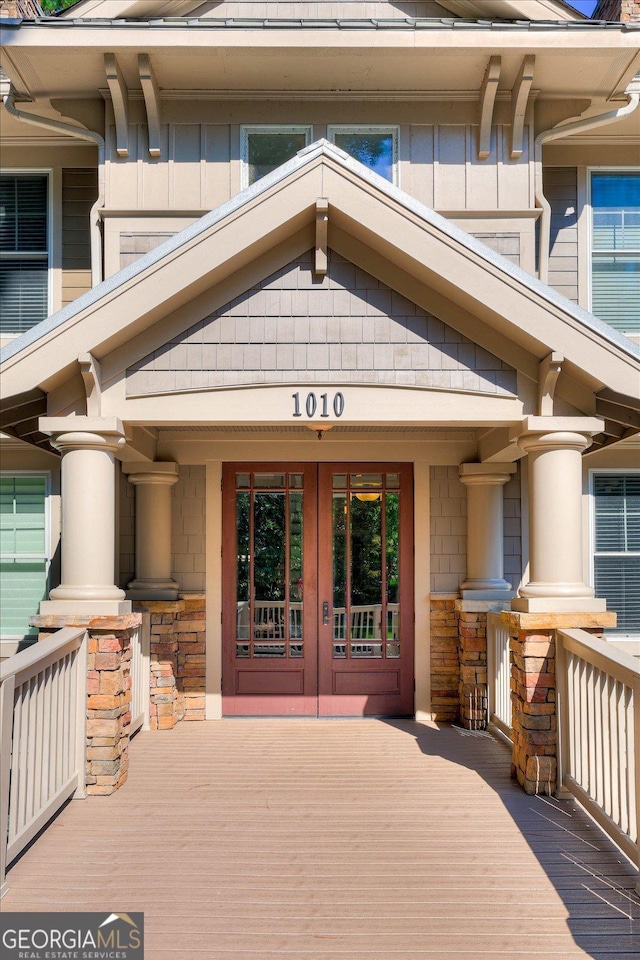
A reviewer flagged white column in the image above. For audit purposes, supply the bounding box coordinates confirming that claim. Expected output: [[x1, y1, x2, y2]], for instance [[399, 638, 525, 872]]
[[39, 417, 130, 615], [512, 417, 606, 613], [459, 463, 517, 599], [124, 462, 180, 600]]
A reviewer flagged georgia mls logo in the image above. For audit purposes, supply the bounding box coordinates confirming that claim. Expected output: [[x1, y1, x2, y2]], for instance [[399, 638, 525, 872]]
[[0, 911, 144, 959]]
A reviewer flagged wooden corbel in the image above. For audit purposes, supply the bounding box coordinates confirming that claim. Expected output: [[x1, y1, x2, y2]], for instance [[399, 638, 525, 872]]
[[315, 199, 329, 277], [138, 54, 161, 158], [104, 53, 129, 157], [79, 352, 102, 417], [478, 55, 501, 160], [510, 55, 535, 160], [537, 351, 564, 416]]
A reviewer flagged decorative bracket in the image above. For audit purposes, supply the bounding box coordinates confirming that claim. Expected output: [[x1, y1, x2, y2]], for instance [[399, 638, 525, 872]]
[[138, 54, 161, 158], [510, 55, 535, 160], [79, 352, 102, 417], [478, 56, 501, 160], [104, 53, 129, 157], [537, 351, 564, 416], [315, 199, 329, 277]]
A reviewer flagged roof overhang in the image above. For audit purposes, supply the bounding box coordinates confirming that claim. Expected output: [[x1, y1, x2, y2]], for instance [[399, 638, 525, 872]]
[[1, 140, 638, 419], [2, 18, 639, 103]]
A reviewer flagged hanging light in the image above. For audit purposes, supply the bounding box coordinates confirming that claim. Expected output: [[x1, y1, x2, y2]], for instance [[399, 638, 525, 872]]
[[354, 492, 381, 502]]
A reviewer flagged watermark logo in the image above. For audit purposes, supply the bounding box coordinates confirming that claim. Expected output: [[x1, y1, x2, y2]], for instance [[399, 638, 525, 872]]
[[0, 911, 144, 959]]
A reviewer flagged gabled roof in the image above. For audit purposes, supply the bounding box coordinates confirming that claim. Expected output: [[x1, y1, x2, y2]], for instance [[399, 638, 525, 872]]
[[1, 139, 638, 408]]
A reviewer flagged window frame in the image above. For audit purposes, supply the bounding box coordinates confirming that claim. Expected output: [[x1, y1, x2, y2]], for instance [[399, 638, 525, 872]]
[[240, 125, 313, 189], [0, 168, 53, 337], [589, 468, 640, 637], [327, 125, 400, 186], [586, 166, 640, 334], [0, 470, 51, 640]]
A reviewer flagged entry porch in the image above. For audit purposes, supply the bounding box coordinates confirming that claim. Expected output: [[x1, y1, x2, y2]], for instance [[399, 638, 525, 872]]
[[2, 718, 638, 959]]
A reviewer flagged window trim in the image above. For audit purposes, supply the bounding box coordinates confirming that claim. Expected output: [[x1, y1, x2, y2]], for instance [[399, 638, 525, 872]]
[[0, 168, 53, 338], [240, 125, 313, 189], [589, 467, 640, 637], [0, 470, 51, 640], [327, 125, 400, 186], [586, 166, 640, 331]]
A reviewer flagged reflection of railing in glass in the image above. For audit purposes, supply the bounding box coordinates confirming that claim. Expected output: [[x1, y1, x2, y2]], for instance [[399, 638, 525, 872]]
[[235, 601, 303, 658], [332, 603, 400, 659]]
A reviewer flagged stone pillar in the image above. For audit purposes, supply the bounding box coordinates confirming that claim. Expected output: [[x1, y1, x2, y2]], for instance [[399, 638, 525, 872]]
[[123, 462, 179, 600], [459, 463, 517, 599], [511, 417, 606, 613], [31, 612, 143, 796], [39, 417, 130, 615]]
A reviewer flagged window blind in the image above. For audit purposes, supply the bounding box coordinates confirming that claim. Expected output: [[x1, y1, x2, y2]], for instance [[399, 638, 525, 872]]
[[0, 174, 48, 333], [593, 474, 640, 634], [591, 172, 640, 334]]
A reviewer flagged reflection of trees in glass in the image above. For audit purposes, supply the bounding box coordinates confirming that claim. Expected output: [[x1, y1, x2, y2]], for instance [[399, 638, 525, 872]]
[[333, 495, 346, 608], [386, 493, 399, 604], [289, 493, 303, 600], [254, 493, 286, 601], [236, 492, 250, 602], [334, 134, 393, 180], [248, 134, 307, 184], [350, 497, 382, 606]]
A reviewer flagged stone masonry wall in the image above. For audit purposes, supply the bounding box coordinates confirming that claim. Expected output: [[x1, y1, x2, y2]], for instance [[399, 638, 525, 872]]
[[136, 594, 206, 729], [430, 595, 460, 722], [34, 614, 142, 797], [593, 0, 640, 21]]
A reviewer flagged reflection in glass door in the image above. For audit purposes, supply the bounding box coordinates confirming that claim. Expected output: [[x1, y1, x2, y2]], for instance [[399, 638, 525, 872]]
[[318, 464, 414, 717], [222, 463, 413, 716]]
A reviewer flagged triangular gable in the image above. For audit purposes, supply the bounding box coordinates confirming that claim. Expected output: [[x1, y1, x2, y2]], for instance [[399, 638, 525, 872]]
[[1, 140, 638, 406], [127, 249, 516, 398]]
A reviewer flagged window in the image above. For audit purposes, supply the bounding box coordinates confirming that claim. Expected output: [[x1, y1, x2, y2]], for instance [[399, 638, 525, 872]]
[[328, 126, 398, 184], [590, 171, 640, 335], [241, 126, 312, 187], [0, 475, 49, 640], [592, 473, 640, 634], [0, 173, 50, 335]]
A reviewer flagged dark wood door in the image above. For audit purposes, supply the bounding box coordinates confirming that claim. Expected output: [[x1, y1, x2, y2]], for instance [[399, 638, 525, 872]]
[[222, 463, 413, 717]]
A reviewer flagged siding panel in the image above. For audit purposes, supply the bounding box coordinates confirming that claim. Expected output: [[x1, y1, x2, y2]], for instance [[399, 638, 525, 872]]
[[61, 168, 97, 307], [544, 166, 579, 304]]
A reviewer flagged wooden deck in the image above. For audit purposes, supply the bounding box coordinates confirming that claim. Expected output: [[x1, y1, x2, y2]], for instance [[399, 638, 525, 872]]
[[3, 720, 639, 959]]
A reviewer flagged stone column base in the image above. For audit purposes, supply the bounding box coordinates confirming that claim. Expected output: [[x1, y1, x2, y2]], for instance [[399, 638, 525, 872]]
[[501, 610, 616, 796], [30, 612, 142, 796], [456, 599, 510, 729]]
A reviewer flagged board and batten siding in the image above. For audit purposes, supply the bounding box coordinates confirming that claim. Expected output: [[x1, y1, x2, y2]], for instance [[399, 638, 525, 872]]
[[106, 123, 533, 214], [61, 168, 98, 307], [543, 166, 579, 304]]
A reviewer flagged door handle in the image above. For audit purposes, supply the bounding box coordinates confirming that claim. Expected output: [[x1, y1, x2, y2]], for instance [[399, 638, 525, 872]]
[[322, 601, 330, 625]]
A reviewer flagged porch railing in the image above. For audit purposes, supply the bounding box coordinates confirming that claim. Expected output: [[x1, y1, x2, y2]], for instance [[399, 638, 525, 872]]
[[0, 627, 87, 898], [130, 619, 150, 735], [487, 612, 513, 741], [556, 628, 640, 887]]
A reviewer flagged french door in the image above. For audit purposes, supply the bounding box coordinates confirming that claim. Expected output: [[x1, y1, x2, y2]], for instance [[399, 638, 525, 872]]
[[222, 463, 414, 716]]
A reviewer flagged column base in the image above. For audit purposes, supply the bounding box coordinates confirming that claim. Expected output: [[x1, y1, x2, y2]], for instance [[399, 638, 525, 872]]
[[127, 578, 180, 601], [39, 599, 132, 615], [511, 597, 607, 613], [461, 588, 514, 601]]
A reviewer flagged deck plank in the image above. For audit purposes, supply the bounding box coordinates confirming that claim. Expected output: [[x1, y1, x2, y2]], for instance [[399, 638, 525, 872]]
[[3, 720, 639, 958]]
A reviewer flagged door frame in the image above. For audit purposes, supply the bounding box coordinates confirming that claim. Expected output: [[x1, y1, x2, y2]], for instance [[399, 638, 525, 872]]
[[221, 461, 415, 717]]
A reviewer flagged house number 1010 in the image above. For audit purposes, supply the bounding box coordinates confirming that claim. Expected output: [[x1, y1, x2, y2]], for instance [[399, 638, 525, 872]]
[[292, 391, 345, 418]]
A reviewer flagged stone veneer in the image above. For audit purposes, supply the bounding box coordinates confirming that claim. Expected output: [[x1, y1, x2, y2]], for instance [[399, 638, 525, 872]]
[[456, 599, 510, 730], [503, 611, 616, 796], [31, 613, 142, 796], [134, 594, 206, 729], [429, 595, 460, 721]]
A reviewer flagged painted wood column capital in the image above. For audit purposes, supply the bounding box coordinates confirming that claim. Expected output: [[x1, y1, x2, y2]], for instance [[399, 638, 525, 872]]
[[512, 419, 607, 614], [459, 462, 517, 599], [122, 462, 180, 600], [38, 418, 130, 614]]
